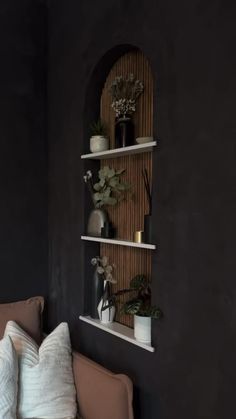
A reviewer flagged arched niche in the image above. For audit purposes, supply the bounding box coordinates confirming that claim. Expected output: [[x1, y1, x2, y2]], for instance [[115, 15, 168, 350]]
[[83, 46, 155, 328]]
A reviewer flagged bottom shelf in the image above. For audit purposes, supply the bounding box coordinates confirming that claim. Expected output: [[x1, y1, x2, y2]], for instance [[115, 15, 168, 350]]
[[79, 315, 155, 352]]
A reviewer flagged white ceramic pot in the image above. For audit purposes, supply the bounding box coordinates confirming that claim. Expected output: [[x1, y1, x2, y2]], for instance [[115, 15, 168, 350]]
[[134, 315, 151, 343], [97, 299, 115, 324], [90, 136, 109, 153]]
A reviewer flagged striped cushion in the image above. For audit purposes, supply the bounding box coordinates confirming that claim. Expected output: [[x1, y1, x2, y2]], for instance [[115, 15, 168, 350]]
[[0, 335, 18, 419], [4, 321, 77, 419]]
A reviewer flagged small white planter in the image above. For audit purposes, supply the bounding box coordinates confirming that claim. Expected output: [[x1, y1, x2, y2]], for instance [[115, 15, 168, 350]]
[[134, 315, 151, 344], [97, 299, 115, 324], [90, 135, 109, 153]]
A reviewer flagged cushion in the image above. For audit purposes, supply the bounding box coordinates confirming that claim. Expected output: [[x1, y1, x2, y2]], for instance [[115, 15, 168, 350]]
[[0, 335, 18, 419], [0, 296, 44, 344], [4, 321, 77, 419]]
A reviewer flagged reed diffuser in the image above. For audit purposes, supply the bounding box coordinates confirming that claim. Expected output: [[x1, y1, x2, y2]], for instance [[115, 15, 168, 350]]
[[142, 168, 152, 243]]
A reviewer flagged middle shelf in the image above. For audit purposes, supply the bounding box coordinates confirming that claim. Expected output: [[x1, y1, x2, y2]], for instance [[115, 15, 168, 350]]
[[81, 235, 156, 250]]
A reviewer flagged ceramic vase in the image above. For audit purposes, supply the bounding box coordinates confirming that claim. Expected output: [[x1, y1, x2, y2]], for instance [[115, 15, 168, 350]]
[[115, 116, 134, 148], [97, 280, 115, 324], [91, 271, 104, 319], [97, 299, 115, 324], [134, 315, 151, 343], [87, 209, 108, 237]]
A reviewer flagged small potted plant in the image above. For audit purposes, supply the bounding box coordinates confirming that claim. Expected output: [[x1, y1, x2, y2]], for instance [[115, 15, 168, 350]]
[[89, 119, 109, 153], [117, 274, 163, 343], [91, 256, 116, 324]]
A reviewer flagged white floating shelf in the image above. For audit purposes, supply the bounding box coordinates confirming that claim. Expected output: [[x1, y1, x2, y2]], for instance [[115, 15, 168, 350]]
[[81, 235, 156, 250], [81, 141, 157, 160], [79, 316, 155, 352]]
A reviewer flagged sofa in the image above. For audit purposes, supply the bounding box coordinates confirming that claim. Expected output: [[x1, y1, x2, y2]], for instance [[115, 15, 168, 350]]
[[0, 296, 134, 419]]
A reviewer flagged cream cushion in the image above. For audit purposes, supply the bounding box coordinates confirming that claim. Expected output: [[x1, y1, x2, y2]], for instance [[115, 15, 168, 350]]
[[0, 335, 18, 419], [4, 321, 77, 419]]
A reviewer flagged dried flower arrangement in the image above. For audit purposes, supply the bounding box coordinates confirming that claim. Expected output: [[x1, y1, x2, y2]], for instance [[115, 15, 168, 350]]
[[83, 166, 130, 208], [91, 256, 116, 284], [109, 74, 144, 118]]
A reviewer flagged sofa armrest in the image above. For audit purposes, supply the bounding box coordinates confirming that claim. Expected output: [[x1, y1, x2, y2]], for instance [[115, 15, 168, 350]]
[[72, 351, 133, 419]]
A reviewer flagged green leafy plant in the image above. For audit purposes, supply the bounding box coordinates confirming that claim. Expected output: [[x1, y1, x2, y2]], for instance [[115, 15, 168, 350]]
[[90, 119, 107, 137], [116, 274, 163, 318], [93, 166, 130, 208]]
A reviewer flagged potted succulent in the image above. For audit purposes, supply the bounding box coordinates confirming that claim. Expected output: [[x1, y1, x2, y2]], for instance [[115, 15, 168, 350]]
[[89, 119, 109, 153], [109, 74, 144, 148], [91, 256, 116, 324], [116, 274, 163, 343], [84, 166, 130, 237]]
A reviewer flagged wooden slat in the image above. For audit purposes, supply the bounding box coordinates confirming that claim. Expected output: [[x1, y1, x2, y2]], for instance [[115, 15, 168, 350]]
[[99, 51, 154, 327]]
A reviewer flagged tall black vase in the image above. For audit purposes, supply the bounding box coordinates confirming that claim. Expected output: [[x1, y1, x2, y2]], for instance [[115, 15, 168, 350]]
[[115, 116, 134, 148], [144, 214, 152, 243], [91, 271, 104, 319]]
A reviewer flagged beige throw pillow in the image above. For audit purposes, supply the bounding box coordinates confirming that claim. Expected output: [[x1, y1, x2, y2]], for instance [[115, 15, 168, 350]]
[[0, 335, 18, 419], [4, 321, 77, 419]]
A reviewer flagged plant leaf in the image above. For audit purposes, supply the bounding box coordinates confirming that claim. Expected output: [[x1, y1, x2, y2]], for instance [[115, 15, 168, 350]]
[[116, 168, 125, 175], [121, 299, 142, 315], [93, 182, 102, 191], [147, 306, 163, 319], [102, 196, 117, 205], [130, 274, 149, 290]]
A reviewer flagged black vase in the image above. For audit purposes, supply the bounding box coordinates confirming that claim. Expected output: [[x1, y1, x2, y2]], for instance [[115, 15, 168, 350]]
[[91, 271, 104, 319], [115, 116, 134, 148], [144, 214, 152, 243]]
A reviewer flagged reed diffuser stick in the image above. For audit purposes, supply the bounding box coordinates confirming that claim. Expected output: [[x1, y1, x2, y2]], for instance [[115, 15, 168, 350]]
[[142, 168, 152, 215]]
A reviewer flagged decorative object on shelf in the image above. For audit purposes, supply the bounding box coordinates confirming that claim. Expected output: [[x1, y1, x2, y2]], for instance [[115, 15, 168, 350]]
[[134, 230, 144, 243], [84, 170, 108, 236], [116, 274, 163, 344], [97, 281, 116, 324], [142, 168, 152, 243], [115, 117, 134, 148], [91, 256, 116, 320], [84, 168, 130, 236], [87, 209, 108, 237], [91, 267, 104, 319], [136, 136, 154, 144], [101, 220, 115, 239], [109, 74, 144, 148], [89, 119, 109, 153], [91, 256, 116, 324]]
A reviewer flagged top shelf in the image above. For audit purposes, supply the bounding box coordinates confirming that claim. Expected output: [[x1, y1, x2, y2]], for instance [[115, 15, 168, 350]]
[[81, 141, 157, 160]]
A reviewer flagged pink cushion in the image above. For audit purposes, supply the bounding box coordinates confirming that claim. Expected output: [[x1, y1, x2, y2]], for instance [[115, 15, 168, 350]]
[[0, 296, 44, 344], [73, 352, 133, 419]]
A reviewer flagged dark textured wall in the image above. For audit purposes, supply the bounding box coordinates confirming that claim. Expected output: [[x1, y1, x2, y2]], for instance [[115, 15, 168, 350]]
[[47, 1, 236, 418], [0, 1, 48, 305]]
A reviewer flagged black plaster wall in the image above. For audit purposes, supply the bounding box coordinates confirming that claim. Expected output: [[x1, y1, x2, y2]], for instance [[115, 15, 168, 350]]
[[47, 1, 236, 418], [0, 1, 48, 305]]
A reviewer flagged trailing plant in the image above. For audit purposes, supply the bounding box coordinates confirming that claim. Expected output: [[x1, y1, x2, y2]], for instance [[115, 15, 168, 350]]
[[90, 119, 107, 137], [109, 74, 144, 118], [116, 274, 163, 318], [83, 166, 130, 208]]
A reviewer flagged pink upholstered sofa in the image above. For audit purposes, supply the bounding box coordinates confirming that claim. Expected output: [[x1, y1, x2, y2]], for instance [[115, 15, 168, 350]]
[[73, 351, 133, 419], [0, 297, 134, 419]]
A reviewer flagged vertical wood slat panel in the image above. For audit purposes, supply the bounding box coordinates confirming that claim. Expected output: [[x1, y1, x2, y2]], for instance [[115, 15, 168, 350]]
[[99, 51, 154, 327]]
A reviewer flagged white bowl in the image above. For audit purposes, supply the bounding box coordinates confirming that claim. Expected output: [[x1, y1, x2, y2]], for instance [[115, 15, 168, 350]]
[[136, 136, 154, 144]]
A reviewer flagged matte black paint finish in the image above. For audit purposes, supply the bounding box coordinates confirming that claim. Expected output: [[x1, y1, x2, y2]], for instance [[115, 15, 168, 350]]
[[0, 1, 48, 307], [46, 1, 236, 418]]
